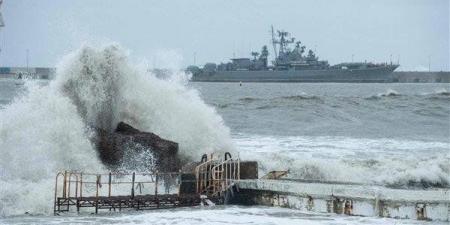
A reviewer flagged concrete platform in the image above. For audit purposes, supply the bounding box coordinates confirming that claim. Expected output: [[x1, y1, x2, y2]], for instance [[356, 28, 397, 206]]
[[236, 179, 450, 221]]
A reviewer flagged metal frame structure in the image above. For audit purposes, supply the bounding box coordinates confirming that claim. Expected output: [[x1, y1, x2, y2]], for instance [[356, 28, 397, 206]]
[[53, 171, 199, 214], [195, 152, 240, 197]]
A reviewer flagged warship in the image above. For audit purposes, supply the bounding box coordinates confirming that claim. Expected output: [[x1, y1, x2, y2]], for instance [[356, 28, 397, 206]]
[[187, 27, 399, 82]]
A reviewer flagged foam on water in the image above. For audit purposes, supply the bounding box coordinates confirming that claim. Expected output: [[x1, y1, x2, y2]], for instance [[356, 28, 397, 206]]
[[234, 134, 450, 188], [0, 206, 445, 225], [0, 44, 233, 216]]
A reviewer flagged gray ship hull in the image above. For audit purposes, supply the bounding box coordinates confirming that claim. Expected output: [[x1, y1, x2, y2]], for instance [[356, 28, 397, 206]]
[[192, 65, 398, 83]]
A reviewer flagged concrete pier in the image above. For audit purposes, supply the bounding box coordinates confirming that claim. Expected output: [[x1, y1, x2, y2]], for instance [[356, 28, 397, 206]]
[[236, 179, 450, 221], [0, 67, 55, 79], [393, 71, 450, 83]]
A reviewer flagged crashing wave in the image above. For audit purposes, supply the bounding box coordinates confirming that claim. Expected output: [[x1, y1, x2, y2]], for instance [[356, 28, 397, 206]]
[[0, 44, 234, 216]]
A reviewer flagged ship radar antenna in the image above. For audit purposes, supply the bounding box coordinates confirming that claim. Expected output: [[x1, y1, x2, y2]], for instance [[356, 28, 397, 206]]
[[276, 29, 294, 57], [251, 52, 259, 60]]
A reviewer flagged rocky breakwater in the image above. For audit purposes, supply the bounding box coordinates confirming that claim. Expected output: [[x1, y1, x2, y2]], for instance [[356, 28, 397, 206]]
[[94, 122, 180, 172]]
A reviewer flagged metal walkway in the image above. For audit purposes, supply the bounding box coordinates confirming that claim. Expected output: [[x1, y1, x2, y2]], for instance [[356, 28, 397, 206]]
[[53, 171, 205, 214], [54, 153, 241, 214]]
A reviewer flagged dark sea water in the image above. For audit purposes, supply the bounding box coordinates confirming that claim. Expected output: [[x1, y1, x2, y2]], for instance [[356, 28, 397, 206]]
[[191, 82, 450, 141], [190, 82, 450, 188]]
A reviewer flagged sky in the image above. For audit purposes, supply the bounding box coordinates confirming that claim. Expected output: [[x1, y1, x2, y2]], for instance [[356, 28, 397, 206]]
[[1, 0, 449, 71]]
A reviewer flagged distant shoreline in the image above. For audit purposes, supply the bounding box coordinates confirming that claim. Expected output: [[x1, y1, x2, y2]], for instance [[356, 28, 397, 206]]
[[0, 67, 449, 83]]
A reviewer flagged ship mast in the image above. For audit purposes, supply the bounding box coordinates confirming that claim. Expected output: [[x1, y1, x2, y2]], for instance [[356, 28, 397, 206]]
[[271, 25, 278, 61], [271, 26, 295, 65], [277, 30, 294, 57]]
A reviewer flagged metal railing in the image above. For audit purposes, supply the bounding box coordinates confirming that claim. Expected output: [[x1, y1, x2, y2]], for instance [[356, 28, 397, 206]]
[[195, 153, 240, 196], [54, 171, 185, 213]]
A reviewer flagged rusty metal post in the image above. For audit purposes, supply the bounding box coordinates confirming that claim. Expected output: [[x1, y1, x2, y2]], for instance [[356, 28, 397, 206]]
[[202, 165, 205, 194], [155, 171, 159, 197], [96, 175, 100, 197], [178, 170, 182, 196], [212, 165, 215, 194], [80, 173, 83, 200], [207, 163, 210, 193], [155, 171, 159, 209], [95, 175, 100, 214], [108, 172, 112, 197], [53, 172, 63, 215], [62, 171, 67, 198], [74, 174, 78, 198], [225, 160, 228, 189], [238, 158, 241, 180], [131, 172, 135, 199], [195, 167, 199, 193], [67, 172, 71, 199]]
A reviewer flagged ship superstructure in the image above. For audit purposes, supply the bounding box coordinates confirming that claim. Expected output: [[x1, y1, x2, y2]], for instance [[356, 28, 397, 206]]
[[188, 27, 399, 82]]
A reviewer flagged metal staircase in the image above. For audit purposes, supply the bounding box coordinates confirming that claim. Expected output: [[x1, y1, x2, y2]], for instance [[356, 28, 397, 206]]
[[195, 152, 240, 198]]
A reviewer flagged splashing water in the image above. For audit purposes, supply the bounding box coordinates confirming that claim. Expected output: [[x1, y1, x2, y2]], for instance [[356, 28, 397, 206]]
[[235, 134, 450, 188], [0, 44, 234, 216]]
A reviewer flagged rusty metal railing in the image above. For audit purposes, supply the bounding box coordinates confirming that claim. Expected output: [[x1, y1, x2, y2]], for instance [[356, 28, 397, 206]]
[[195, 152, 240, 196], [54, 171, 185, 214]]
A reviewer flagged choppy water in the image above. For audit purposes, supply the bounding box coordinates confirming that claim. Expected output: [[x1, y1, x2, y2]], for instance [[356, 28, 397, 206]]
[[193, 82, 450, 140], [192, 82, 450, 188], [2, 206, 447, 225], [0, 45, 449, 224]]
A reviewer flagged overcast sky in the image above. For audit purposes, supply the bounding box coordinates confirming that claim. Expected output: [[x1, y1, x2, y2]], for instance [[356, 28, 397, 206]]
[[1, 0, 449, 71]]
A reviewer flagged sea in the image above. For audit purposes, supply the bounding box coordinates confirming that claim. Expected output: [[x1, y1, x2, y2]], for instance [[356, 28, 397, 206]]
[[0, 45, 449, 224]]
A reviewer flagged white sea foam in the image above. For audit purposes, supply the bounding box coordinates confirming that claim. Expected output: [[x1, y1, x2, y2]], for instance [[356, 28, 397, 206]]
[[0, 44, 233, 216], [434, 88, 450, 96], [0, 82, 103, 216], [234, 134, 450, 188], [0, 206, 443, 225], [56, 45, 233, 157], [378, 89, 401, 97]]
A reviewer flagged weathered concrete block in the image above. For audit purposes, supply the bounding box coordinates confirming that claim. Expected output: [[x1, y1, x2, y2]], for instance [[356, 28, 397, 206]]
[[240, 161, 258, 179], [179, 173, 197, 195]]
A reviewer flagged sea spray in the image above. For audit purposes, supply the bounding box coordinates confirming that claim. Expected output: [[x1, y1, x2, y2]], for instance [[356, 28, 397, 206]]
[[0, 44, 234, 216], [56, 44, 234, 158], [0, 82, 102, 215]]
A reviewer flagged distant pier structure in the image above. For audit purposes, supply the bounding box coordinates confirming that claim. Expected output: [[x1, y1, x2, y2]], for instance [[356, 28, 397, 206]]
[[392, 71, 450, 83], [0, 67, 56, 79]]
